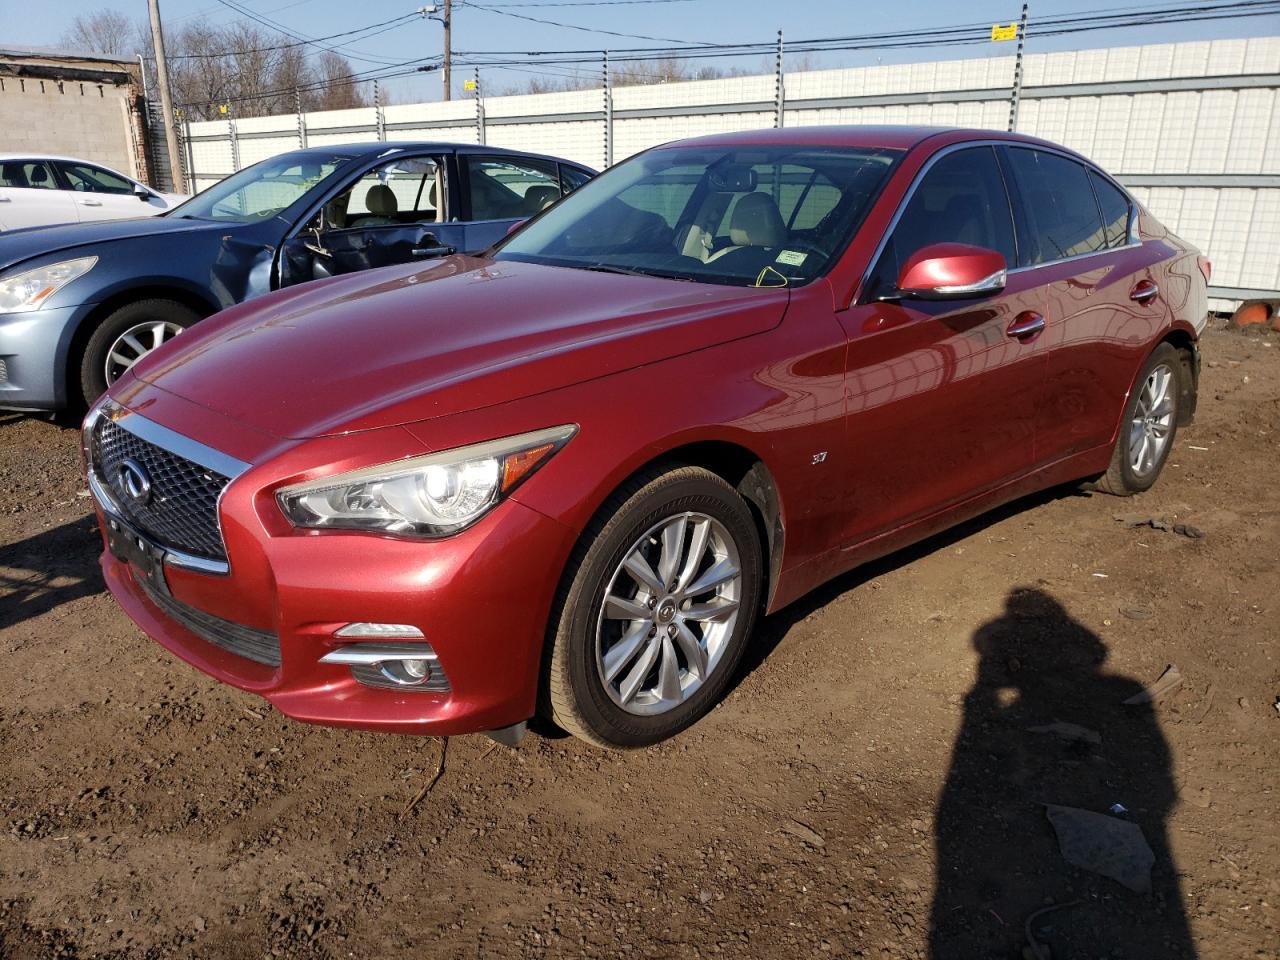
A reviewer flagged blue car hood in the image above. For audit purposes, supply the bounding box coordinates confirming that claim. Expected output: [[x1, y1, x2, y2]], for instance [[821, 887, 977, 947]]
[[0, 217, 239, 273]]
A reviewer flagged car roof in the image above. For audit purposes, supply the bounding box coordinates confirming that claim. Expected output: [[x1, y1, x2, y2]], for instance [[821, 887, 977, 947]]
[[655, 125, 1079, 156], [280, 141, 595, 170], [0, 152, 135, 169]]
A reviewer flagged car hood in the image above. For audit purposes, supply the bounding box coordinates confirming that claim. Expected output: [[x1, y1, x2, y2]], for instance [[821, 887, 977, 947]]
[[130, 255, 789, 440], [0, 216, 235, 273]]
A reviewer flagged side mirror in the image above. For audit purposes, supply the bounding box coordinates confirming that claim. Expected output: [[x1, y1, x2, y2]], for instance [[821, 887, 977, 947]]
[[894, 243, 1007, 300], [133, 183, 153, 201]]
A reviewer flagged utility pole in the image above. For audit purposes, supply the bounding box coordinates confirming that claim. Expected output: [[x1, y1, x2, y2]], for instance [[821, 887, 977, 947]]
[[442, 0, 452, 101], [147, 0, 182, 192]]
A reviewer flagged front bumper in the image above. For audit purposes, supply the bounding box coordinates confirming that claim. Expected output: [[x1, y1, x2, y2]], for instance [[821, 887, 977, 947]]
[[91, 458, 576, 738], [0, 304, 90, 410]]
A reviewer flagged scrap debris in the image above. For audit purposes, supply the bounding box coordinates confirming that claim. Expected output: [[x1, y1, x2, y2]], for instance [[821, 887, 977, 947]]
[[1044, 805, 1154, 893], [400, 737, 449, 820], [1113, 515, 1205, 539], [1123, 664, 1183, 706], [780, 819, 826, 849]]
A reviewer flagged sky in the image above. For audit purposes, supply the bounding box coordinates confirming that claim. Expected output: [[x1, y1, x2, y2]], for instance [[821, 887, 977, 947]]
[[4, 0, 1278, 104]]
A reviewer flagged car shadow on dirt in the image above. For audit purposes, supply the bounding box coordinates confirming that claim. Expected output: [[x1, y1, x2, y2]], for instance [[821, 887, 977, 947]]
[[736, 484, 1086, 683], [0, 515, 102, 630]]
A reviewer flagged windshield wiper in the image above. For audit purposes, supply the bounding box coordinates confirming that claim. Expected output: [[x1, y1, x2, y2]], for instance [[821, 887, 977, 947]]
[[581, 263, 696, 282]]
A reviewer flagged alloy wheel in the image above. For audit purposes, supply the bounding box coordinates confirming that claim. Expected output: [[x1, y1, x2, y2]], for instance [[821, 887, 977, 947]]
[[1129, 362, 1176, 477], [595, 512, 742, 716], [104, 320, 185, 385]]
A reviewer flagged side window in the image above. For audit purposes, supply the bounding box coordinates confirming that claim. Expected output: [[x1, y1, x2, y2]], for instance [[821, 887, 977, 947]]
[[333, 157, 444, 229], [0, 160, 58, 190], [559, 165, 592, 194], [466, 157, 560, 220], [1004, 149, 1107, 265], [868, 146, 1016, 296], [58, 162, 134, 195], [1091, 172, 1132, 249]]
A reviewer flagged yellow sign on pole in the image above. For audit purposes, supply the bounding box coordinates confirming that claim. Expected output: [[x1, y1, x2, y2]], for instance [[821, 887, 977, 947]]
[[463, 79, 476, 91], [218, 103, 229, 115], [991, 23, 1018, 41]]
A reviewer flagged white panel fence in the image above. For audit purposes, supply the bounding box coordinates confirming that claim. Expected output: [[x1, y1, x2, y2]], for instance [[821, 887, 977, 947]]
[[184, 37, 1280, 308]]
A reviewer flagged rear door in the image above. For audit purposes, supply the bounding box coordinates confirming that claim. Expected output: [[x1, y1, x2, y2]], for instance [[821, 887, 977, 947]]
[[0, 159, 80, 229], [835, 145, 1049, 543], [998, 146, 1164, 464], [278, 154, 466, 287]]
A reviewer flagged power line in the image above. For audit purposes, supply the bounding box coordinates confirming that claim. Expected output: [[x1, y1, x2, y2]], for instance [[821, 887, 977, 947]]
[[211, 0, 412, 66], [148, 13, 421, 61], [460, 0, 716, 45], [183, 0, 1280, 110], [455, 0, 1280, 64]]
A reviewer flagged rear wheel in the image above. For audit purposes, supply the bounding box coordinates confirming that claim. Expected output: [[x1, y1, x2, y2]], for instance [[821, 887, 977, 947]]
[[1095, 343, 1182, 496], [79, 299, 199, 407], [543, 466, 763, 749]]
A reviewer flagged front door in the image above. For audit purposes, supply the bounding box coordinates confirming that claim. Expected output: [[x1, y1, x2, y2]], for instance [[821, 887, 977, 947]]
[[279, 155, 465, 287], [53, 161, 163, 222], [835, 145, 1047, 544]]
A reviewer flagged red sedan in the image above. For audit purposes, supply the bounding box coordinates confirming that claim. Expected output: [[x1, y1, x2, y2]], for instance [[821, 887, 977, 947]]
[[85, 126, 1208, 749]]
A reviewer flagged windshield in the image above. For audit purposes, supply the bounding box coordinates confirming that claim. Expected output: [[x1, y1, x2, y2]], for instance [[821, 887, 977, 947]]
[[494, 144, 901, 287], [168, 152, 351, 223]]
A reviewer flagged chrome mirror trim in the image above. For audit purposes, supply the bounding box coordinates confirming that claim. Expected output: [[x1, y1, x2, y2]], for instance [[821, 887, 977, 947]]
[[900, 268, 1008, 301]]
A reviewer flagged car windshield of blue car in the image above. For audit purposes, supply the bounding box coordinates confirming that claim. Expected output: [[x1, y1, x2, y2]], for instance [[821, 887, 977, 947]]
[[168, 153, 350, 223], [494, 145, 902, 287]]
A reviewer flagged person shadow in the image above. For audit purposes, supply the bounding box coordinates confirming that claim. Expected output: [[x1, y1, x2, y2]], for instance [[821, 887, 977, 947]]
[[929, 587, 1196, 959]]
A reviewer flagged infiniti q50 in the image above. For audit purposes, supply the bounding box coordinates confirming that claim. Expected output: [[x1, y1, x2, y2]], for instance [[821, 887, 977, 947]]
[[85, 126, 1207, 749]]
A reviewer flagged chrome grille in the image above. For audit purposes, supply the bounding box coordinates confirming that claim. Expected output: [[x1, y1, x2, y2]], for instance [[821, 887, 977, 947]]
[[92, 417, 230, 561]]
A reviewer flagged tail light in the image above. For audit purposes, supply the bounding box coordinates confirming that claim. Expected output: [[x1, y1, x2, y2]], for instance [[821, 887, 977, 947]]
[[1197, 256, 1212, 285]]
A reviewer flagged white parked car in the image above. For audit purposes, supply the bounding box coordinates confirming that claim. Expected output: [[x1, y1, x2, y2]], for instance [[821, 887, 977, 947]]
[[0, 154, 188, 231]]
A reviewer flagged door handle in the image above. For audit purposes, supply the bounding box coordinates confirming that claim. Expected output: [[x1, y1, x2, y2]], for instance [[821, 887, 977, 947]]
[[1006, 311, 1045, 341], [1130, 279, 1159, 304], [80, 199, 104, 207], [411, 245, 454, 258], [0, 196, 10, 203]]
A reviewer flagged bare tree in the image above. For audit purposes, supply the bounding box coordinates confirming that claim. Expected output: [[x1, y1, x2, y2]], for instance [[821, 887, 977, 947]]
[[308, 50, 369, 111], [60, 10, 141, 58]]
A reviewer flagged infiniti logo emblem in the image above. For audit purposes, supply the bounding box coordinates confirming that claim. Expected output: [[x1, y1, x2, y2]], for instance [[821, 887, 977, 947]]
[[118, 459, 152, 504]]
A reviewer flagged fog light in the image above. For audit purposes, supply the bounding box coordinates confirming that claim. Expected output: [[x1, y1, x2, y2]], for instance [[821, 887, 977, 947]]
[[319, 641, 450, 693]]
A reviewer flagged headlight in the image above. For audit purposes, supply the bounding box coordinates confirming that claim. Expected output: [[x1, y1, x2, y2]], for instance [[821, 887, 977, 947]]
[[277, 425, 577, 538], [0, 257, 97, 312]]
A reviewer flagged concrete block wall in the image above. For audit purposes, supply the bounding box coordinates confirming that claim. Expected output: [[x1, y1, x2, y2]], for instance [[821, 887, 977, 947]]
[[0, 77, 139, 178]]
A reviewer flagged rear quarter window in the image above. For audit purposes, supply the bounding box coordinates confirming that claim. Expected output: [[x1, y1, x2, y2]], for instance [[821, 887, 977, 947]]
[[1091, 172, 1133, 249]]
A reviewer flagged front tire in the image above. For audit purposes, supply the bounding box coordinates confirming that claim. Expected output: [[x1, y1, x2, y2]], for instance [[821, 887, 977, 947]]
[[1095, 343, 1182, 496], [543, 466, 763, 749], [79, 299, 200, 407]]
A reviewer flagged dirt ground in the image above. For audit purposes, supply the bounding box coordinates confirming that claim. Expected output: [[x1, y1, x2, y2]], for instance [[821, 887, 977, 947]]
[[1, 324, 1276, 960]]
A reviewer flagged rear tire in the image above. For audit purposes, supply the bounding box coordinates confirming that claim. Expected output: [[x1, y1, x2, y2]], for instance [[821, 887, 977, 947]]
[[543, 465, 763, 749], [79, 299, 200, 407], [1095, 343, 1182, 496]]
